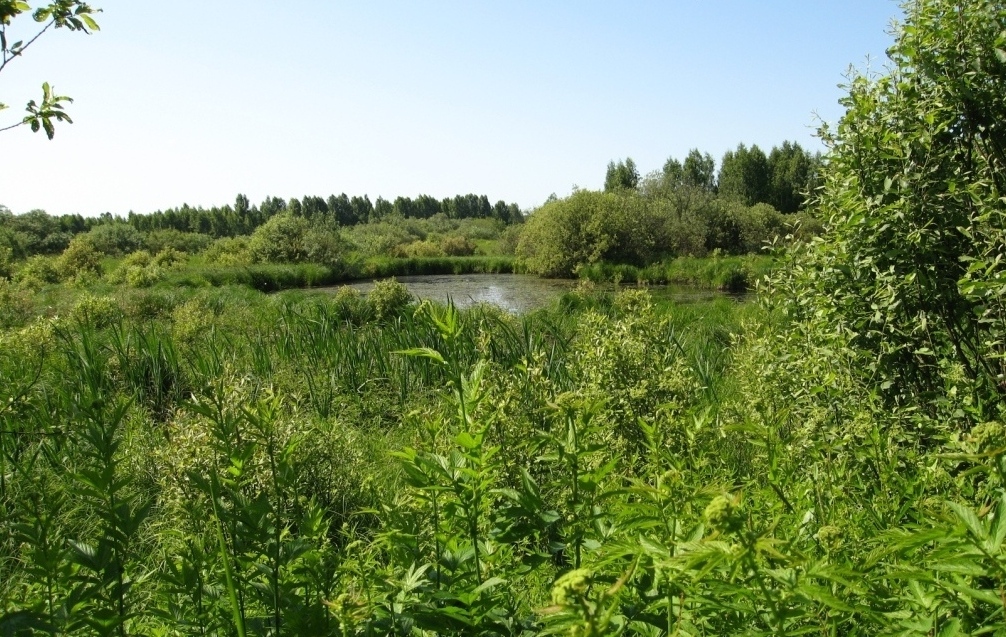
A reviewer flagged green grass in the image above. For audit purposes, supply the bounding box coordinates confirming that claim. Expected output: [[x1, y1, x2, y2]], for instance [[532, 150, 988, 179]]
[[575, 254, 775, 290], [162, 256, 517, 292], [4, 262, 1004, 635]]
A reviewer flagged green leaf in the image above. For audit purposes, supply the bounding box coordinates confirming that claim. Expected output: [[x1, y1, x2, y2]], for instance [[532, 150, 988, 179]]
[[937, 617, 961, 637], [394, 347, 445, 364], [948, 501, 987, 542], [990, 492, 1006, 552], [797, 582, 856, 613]]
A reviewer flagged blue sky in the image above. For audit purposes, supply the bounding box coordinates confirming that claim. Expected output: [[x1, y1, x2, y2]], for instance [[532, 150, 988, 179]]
[[1, 1, 900, 216]]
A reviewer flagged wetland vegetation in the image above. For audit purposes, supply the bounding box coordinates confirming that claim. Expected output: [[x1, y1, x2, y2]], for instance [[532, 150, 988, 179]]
[[4, 0, 1006, 635]]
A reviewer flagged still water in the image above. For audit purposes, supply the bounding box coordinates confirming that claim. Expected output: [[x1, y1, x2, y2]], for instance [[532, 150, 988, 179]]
[[322, 274, 745, 314]]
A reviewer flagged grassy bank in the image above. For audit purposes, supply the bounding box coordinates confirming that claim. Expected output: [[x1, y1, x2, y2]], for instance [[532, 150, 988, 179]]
[[575, 254, 775, 291], [164, 255, 517, 291]]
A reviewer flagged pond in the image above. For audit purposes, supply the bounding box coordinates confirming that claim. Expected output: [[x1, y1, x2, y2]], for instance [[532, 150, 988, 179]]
[[321, 274, 747, 314]]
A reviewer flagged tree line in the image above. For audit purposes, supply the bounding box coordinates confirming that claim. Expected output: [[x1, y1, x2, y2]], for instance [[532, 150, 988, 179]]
[[606, 140, 822, 213], [0, 192, 523, 259], [518, 140, 824, 277]]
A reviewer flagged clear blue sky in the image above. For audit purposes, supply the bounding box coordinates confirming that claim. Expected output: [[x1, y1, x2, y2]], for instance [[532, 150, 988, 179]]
[[1, 1, 900, 217]]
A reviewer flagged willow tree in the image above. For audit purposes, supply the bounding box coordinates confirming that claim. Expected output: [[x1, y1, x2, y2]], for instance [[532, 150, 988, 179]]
[[778, 0, 1006, 417]]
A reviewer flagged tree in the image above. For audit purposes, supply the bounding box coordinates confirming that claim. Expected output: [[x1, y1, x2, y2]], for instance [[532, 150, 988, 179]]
[[682, 149, 716, 191], [604, 158, 639, 191], [766, 141, 818, 213], [776, 0, 1006, 409], [328, 193, 354, 226], [349, 195, 373, 225], [717, 144, 769, 205], [0, 1, 100, 138]]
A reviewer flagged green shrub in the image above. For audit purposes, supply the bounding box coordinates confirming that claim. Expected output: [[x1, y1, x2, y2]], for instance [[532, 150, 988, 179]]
[[145, 229, 212, 254], [367, 277, 413, 321], [14, 255, 61, 288], [394, 239, 443, 258], [126, 263, 165, 288], [118, 288, 180, 321], [0, 279, 34, 328], [331, 285, 372, 324], [497, 224, 523, 256], [57, 236, 104, 280], [152, 246, 186, 269], [440, 235, 477, 256], [248, 213, 346, 264], [69, 293, 122, 328], [203, 236, 252, 265], [0, 245, 12, 280], [85, 222, 144, 256], [171, 297, 216, 344]]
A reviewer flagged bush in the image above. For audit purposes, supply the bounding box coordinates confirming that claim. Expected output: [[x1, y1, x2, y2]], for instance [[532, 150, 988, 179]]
[[57, 236, 104, 280], [118, 288, 180, 321], [0, 245, 13, 280], [248, 213, 346, 264], [498, 224, 522, 256], [145, 229, 212, 254], [152, 246, 186, 269], [69, 293, 122, 328], [85, 222, 145, 256], [440, 235, 477, 256], [203, 236, 251, 265], [331, 286, 372, 324], [14, 255, 61, 288], [0, 279, 34, 328], [343, 221, 416, 257], [126, 264, 164, 288], [171, 297, 216, 344], [517, 190, 662, 276], [367, 278, 413, 321]]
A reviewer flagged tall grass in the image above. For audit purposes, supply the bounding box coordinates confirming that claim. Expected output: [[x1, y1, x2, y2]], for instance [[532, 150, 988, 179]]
[[7, 275, 1001, 634], [575, 254, 775, 291], [164, 256, 517, 292]]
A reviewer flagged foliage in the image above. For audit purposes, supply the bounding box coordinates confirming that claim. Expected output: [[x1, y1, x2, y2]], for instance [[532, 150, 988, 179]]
[[8, 2, 1006, 635], [0, 1, 100, 138], [247, 213, 345, 265], [85, 222, 143, 256], [367, 277, 413, 321], [517, 187, 801, 277], [772, 0, 1006, 413], [717, 143, 771, 205], [144, 229, 211, 255], [604, 157, 639, 191], [202, 236, 251, 266], [56, 234, 102, 279]]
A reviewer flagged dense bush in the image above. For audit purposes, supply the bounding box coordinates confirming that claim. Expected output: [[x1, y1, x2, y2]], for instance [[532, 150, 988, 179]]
[[247, 212, 346, 264], [202, 235, 252, 265], [145, 228, 212, 254], [13, 254, 61, 288], [85, 222, 145, 256], [367, 277, 413, 321], [518, 186, 804, 277], [56, 235, 103, 280]]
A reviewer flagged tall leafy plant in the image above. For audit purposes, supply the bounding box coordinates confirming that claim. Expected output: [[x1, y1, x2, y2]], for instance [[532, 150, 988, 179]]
[[776, 0, 1006, 418]]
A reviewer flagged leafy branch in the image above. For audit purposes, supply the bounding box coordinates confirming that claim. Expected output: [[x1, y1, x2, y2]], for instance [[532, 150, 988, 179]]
[[0, 1, 100, 137]]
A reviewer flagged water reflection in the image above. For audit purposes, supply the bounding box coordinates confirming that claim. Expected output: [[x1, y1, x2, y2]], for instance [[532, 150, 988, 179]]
[[320, 274, 747, 314]]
